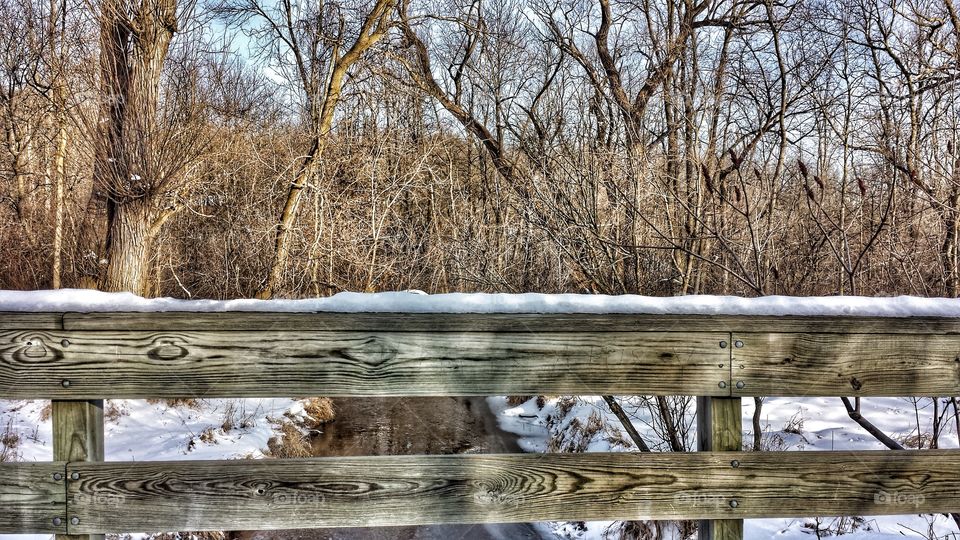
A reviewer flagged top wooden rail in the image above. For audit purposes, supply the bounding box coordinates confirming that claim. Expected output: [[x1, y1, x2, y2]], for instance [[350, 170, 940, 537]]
[[1, 312, 958, 398]]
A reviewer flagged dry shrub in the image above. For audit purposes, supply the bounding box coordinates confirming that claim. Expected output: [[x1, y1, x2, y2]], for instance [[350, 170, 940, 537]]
[[265, 420, 312, 458], [506, 396, 532, 406], [604, 519, 697, 540], [898, 432, 932, 449], [105, 401, 128, 422], [301, 397, 335, 430], [148, 399, 201, 409], [548, 411, 604, 453], [39, 402, 52, 422], [0, 419, 21, 462]]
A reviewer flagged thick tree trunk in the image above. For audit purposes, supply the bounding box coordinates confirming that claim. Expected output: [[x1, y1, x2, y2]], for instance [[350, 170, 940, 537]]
[[102, 200, 154, 294]]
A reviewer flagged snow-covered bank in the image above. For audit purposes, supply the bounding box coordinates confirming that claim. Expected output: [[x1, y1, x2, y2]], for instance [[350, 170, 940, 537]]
[[5, 289, 960, 316]]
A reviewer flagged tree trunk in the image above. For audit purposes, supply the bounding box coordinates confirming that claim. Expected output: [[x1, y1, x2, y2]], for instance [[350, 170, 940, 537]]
[[102, 199, 154, 294]]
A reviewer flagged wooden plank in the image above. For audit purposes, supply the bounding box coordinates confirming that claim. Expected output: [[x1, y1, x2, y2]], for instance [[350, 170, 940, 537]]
[[65, 450, 960, 533], [0, 461, 67, 534], [731, 333, 960, 396], [0, 312, 63, 330], [58, 312, 960, 334], [0, 331, 729, 398], [53, 400, 104, 540], [697, 397, 743, 540]]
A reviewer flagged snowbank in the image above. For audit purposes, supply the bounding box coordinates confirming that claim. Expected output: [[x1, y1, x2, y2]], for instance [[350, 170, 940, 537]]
[[4, 289, 960, 316]]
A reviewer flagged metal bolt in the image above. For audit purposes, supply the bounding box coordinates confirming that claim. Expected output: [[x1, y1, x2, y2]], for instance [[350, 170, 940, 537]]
[[53, 472, 63, 481], [736, 380, 745, 389], [70, 517, 80, 526], [730, 460, 740, 468], [729, 499, 739, 508], [70, 472, 80, 481], [52, 517, 62, 526], [61, 380, 71, 388], [734, 340, 744, 348], [718, 381, 727, 389], [719, 340, 728, 348], [60, 339, 70, 347]]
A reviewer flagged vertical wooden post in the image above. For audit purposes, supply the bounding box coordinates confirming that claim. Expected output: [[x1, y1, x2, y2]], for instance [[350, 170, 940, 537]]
[[697, 396, 743, 540], [53, 399, 104, 540]]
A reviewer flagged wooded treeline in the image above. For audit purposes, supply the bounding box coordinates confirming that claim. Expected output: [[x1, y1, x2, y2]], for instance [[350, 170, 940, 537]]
[[2, 0, 959, 298]]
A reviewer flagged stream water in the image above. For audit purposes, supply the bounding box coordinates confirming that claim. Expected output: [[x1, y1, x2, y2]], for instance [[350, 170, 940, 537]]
[[238, 397, 558, 540]]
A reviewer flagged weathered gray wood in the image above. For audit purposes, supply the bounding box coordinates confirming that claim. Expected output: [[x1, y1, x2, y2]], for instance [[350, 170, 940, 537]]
[[697, 397, 743, 540], [53, 400, 104, 540], [57, 311, 960, 334], [731, 332, 960, 396], [65, 450, 960, 533], [0, 330, 730, 398], [0, 312, 63, 330], [0, 461, 67, 533]]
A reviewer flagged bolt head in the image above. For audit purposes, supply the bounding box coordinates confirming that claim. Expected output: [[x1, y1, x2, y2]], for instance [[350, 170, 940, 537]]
[[60, 339, 70, 347], [729, 499, 739, 508], [61, 379, 71, 388], [70, 472, 80, 481], [718, 381, 727, 389], [719, 340, 728, 348], [53, 472, 63, 481], [70, 516, 80, 525], [736, 380, 745, 389], [52, 517, 63, 526], [730, 459, 740, 468], [734, 340, 744, 348]]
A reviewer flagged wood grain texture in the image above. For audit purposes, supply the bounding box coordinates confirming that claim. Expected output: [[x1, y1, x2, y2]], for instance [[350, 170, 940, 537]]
[[697, 397, 743, 540], [0, 461, 67, 534], [53, 400, 104, 540], [0, 330, 729, 398], [65, 450, 960, 533], [0, 313, 63, 330], [731, 333, 960, 396], [56, 312, 960, 334]]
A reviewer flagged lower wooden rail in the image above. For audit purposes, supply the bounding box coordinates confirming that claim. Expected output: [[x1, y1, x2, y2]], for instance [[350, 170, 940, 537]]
[[4, 451, 958, 534]]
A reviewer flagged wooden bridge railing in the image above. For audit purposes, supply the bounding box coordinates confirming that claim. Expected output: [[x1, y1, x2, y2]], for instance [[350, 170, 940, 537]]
[[1, 312, 959, 540]]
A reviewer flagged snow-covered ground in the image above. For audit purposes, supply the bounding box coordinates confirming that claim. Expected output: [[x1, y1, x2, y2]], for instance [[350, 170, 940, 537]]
[[490, 395, 960, 540]]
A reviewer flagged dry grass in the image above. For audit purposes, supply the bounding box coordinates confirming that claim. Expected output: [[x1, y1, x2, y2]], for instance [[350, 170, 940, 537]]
[[148, 398, 201, 409], [265, 420, 312, 458], [548, 411, 604, 453], [898, 431, 932, 449], [105, 401, 129, 422], [0, 418, 21, 462], [301, 397, 335, 430], [505, 396, 533, 406]]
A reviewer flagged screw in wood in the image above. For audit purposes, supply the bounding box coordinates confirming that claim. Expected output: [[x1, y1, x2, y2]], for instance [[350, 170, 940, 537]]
[[53, 472, 63, 481], [70, 472, 80, 481], [736, 381, 745, 389], [730, 460, 740, 468], [729, 499, 739, 508], [734, 340, 744, 348], [718, 381, 727, 389], [52, 517, 62, 526], [61, 380, 71, 388], [719, 340, 728, 348], [70, 517, 80, 525], [60, 339, 70, 347]]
